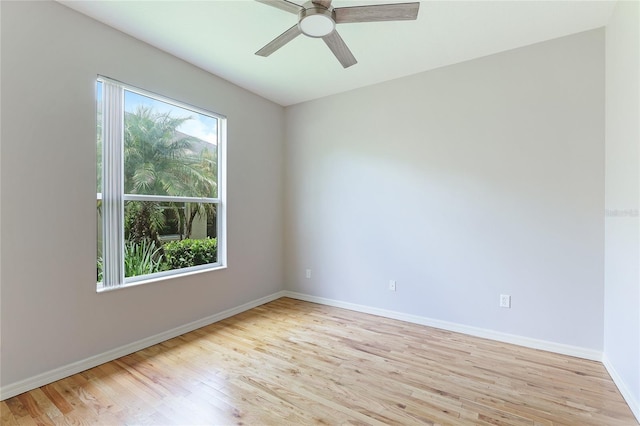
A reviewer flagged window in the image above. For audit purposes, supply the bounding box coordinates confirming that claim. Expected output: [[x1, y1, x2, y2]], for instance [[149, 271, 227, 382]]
[[97, 77, 226, 290]]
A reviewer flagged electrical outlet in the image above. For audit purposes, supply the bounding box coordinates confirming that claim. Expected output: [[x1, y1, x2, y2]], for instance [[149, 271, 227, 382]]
[[389, 280, 396, 291], [500, 294, 511, 308], [305, 269, 311, 279]]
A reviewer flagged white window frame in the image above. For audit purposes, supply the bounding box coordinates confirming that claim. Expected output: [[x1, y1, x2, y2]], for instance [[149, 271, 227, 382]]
[[97, 76, 226, 292]]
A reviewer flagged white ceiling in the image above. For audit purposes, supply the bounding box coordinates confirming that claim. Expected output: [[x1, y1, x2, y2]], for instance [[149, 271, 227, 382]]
[[58, 0, 616, 106]]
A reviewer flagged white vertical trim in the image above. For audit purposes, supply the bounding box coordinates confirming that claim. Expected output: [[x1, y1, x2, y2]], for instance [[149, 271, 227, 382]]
[[217, 117, 227, 267], [101, 80, 124, 288], [602, 355, 640, 423]]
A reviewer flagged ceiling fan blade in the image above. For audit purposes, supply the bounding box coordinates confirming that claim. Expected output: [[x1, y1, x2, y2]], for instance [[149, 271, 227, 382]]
[[322, 30, 357, 68], [311, 0, 332, 8], [256, 24, 302, 57], [255, 0, 303, 15], [334, 2, 420, 23]]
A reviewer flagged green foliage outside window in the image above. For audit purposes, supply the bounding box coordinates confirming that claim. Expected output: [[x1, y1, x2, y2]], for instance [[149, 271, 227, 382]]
[[97, 93, 220, 283], [163, 238, 217, 270], [124, 239, 165, 278], [96, 238, 217, 281]]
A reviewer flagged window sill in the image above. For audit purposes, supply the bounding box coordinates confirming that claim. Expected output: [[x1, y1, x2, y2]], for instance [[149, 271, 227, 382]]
[[97, 264, 227, 293]]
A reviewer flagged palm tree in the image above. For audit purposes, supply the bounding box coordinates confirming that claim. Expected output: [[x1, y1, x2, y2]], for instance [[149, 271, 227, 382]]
[[184, 146, 218, 238], [123, 106, 217, 244]]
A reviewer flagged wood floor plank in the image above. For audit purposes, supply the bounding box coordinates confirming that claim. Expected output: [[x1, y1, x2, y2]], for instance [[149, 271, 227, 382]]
[[23, 389, 63, 422], [0, 401, 19, 426], [8, 395, 32, 418], [2, 297, 637, 425], [39, 384, 73, 416]]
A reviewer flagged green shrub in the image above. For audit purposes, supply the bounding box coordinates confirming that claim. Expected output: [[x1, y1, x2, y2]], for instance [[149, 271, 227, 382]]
[[163, 238, 217, 270], [97, 257, 104, 283], [124, 238, 164, 277]]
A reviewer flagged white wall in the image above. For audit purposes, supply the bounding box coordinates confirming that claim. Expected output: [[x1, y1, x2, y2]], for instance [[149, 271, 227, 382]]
[[0, 1, 284, 388], [604, 0, 640, 418], [285, 30, 605, 351]]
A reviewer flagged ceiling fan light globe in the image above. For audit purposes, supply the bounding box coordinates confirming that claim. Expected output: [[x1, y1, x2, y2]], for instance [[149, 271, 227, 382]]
[[299, 10, 335, 37]]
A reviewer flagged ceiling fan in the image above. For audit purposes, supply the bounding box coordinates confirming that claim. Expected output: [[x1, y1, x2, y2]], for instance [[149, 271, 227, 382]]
[[255, 0, 420, 68]]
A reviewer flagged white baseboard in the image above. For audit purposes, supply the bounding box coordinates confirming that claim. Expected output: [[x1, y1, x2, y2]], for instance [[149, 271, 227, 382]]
[[0, 291, 287, 401], [5, 289, 627, 417], [603, 354, 640, 423], [282, 291, 603, 361]]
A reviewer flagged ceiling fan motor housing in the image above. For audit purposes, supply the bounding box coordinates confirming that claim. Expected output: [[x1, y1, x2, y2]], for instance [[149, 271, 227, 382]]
[[298, 7, 336, 38]]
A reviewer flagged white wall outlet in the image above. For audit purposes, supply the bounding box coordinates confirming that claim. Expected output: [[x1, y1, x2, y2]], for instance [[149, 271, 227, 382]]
[[305, 269, 311, 279], [500, 294, 511, 308], [389, 280, 396, 291]]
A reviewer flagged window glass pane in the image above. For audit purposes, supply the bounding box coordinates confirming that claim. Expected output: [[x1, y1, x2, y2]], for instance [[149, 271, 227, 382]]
[[123, 90, 218, 198], [96, 81, 104, 284], [124, 200, 218, 278], [97, 199, 103, 283], [96, 81, 103, 194]]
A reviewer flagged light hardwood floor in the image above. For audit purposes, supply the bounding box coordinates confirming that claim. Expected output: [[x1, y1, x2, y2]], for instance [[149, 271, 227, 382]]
[[1, 297, 637, 425]]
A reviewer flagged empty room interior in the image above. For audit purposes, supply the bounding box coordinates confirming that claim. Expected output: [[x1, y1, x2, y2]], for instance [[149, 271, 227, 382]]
[[1, 0, 639, 424]]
